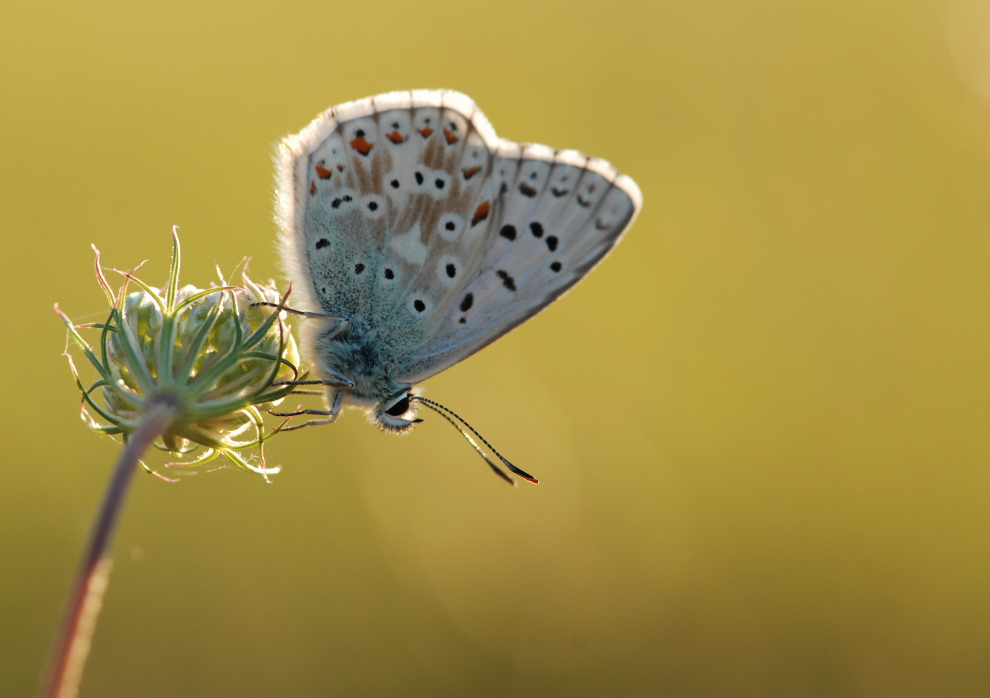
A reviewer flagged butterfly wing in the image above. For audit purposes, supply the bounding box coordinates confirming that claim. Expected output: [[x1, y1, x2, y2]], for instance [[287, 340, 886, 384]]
[[396, 142, 642, 383], [276, 90, 641, 385], [277, 90, 502, 354]]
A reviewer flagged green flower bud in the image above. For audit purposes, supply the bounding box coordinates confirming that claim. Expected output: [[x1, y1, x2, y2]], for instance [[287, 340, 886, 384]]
[[57, 230, 301, 479]]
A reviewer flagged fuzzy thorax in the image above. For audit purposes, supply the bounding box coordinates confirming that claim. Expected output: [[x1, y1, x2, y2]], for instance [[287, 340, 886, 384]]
[[307, 315, 419, 432]]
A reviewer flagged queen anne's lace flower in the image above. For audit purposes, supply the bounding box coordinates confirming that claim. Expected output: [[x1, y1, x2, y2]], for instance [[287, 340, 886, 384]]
[[56, 230, 300, 478]]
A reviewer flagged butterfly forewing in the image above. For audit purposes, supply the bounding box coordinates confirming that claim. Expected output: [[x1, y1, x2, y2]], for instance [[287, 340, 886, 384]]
[[277, 90, 641, 386]]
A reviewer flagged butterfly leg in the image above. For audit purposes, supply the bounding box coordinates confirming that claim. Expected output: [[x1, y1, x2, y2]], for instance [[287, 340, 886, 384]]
[[272, 362, 354, 390], [273, 389, 343, 431], [251, 302, 351, 345], [277, 415, 336, 431], [321, 317, 349, 342], [272, 376, 353, 389], [270, 407, 336, 417], [250, 301, 346, 323], [321, 365, 353, 385]]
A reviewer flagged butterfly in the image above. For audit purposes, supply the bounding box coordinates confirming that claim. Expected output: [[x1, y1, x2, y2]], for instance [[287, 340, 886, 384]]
[[270, 90, 642, 484]]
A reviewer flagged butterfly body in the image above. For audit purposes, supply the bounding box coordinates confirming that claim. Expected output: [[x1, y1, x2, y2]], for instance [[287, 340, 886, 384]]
[[276, 90, 642, 433], [305, 314, 414, 431]]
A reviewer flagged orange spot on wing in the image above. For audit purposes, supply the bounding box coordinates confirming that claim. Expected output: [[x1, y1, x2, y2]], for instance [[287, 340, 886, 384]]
[[337, 164, 344, 171], [386, 131, 404, 144], [462, 166, 481, 180], [315, 164, 333, 179], [349, 136, 373, 156], [471, 201, 491, 226], [443, 128, 458, 144], [419, 127, 433, 138], [310, 180, 317, 195]]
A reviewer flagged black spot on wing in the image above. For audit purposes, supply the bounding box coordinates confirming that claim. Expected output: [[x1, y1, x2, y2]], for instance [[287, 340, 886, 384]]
[[496, 270, 517, 292]]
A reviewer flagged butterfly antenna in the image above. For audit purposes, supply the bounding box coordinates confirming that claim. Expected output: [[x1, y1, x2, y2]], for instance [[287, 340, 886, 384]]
[[416, 401, 516, 486], [411, 396, 539, 484]]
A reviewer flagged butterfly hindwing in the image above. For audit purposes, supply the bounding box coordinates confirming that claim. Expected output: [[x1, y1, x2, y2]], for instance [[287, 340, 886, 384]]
[[277, 90, 641, 385]]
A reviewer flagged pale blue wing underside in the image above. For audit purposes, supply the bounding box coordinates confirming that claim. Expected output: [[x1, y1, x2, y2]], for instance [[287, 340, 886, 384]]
[[276, 90, 642, 385]]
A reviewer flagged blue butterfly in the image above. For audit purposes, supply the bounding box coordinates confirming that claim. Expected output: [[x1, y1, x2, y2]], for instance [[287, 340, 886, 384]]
[[271, 90, 641, 484]]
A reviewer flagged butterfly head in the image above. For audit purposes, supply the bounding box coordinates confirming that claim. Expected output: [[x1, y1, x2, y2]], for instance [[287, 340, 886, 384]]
[[370, 390, 421, 434]]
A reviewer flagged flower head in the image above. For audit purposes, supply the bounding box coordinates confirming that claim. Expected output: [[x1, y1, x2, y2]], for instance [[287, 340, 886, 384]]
[[56, 229, 300, 479]]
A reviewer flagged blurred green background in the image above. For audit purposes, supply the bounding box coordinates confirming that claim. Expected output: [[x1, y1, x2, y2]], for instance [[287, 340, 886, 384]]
[[4, 0, 990, 695]]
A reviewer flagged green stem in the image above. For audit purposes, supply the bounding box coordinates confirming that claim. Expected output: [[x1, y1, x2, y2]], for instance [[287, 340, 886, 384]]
[[41, 397, 177, 698]]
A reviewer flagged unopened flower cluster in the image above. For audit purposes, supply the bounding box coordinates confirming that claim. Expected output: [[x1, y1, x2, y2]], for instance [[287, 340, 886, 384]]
[[57, 232, 300, 478]]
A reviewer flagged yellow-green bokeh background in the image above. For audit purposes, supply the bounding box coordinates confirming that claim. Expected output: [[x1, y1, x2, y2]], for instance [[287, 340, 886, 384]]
[[5, 0, 990, 695]]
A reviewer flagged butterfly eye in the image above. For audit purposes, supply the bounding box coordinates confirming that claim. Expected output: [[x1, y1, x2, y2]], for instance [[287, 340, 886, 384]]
[[385, 395, 410, 417]]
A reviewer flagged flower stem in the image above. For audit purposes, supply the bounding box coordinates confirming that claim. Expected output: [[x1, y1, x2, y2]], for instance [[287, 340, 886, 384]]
[[42, 398, 178, 698]]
